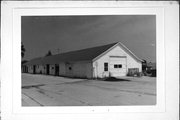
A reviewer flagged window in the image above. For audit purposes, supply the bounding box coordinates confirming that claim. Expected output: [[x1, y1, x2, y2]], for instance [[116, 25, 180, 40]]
[[69, 67, 72, 70], [104, 63, 108, 71], [118, 64, 122, 68], [114, 65, 118, 68], [114, 64, 122, 68]]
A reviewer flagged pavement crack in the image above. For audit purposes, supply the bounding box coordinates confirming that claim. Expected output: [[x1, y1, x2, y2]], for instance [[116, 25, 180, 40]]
[[55, 80, 90, 85], [81, 84, 156, 96], [35, 87, 92, 106], [22, 84, 45, 89], [22, 92, 44, 106]]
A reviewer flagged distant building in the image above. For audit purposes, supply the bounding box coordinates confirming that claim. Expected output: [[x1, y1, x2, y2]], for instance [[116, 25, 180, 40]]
[[22, 42, 143, 78], [147, 62, 156, 77]]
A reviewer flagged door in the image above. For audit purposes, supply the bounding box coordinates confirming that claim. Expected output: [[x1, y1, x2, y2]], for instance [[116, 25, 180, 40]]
[[25, 66, 28, 73], [55, 64, 59, 76], [46, 64, 50, 75], [65, 63, 73, 77], [109, 56, 127, 77], [33, 65, 36, 74]]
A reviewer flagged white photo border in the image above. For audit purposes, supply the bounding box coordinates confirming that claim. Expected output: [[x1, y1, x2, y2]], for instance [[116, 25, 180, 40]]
[[1, 1, 179, 120], [14, 7, 164, 114]]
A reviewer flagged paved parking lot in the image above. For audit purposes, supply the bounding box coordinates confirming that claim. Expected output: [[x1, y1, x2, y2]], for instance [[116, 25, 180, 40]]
[[22, 73, 156, 106]]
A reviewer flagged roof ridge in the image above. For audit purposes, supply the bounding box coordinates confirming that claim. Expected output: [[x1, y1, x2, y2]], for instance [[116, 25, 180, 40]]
[[55, 42, 118, 55], [24, 42, 119, 65]]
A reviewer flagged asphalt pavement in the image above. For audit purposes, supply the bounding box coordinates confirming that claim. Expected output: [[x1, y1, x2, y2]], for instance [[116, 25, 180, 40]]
[[22, 73, 156, 106]]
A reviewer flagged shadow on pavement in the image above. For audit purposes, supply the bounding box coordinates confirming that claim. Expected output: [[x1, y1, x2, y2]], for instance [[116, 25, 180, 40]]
[[104, 77, 131, 82], [22, 84, 45, 89]]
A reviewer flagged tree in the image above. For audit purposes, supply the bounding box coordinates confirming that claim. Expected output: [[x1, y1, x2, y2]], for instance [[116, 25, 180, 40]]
[[45, 50, 52, 56], [21, 42, 26, 58], [142, 59, 147, 73]]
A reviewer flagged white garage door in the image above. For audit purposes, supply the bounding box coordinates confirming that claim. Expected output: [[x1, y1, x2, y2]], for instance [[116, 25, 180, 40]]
[[109, 56, 127, 77]]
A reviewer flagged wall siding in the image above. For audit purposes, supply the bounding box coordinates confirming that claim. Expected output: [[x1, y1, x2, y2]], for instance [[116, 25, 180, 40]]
[[28, 65, 33, 74], [93, 45, 142, 78], [72, 62, 92, 78], [59, 63, 66, 76], [58, 61, 92, 78], [35, 65, 46, 74], [25, 45, 141, 79]]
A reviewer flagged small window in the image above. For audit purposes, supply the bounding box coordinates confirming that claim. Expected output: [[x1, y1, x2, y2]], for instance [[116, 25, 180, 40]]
[[69, 67, 72, 70], [114, 64, 122, 68], [104, 63, 108, 71], [52, 67, 54, 69], [114, 65, 118, 68], [118, 64, 122, 68]]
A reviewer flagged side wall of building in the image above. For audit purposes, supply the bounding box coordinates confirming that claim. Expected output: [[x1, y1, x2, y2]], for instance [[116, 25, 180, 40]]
[[59, 61, 92, 78], [49, 64, 55, 75], [59, 63, 66, 76], [72, 62, 92, 78], [35, 65, 46, 74], [27, 65, 33, 74]]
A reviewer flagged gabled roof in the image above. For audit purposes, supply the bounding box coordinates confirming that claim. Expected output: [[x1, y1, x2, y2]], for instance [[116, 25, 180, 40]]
[[24, 42, 142, 65], [24, 42, 117, 65]]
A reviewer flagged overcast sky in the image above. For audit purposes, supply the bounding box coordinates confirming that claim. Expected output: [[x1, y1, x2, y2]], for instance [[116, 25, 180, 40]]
[[22, 15, 156, 62]]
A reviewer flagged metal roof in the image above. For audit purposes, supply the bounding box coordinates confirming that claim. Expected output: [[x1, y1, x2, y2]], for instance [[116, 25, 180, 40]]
[[24, 42, 143, 65], [24, 42, 117, 65]]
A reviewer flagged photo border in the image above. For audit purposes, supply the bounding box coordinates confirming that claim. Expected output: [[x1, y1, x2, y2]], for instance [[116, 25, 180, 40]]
[[1, 1, 179, 120]]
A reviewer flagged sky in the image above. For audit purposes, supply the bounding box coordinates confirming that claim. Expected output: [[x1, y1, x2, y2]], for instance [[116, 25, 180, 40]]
[[22, 15, 156, 62]]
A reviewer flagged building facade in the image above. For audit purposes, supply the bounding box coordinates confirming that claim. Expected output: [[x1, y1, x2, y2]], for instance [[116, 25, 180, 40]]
[[22, 42, 142, 78]]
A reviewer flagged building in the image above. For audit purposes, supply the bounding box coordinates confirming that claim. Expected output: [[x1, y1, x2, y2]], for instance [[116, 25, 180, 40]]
[[22, 42, 143, 78]]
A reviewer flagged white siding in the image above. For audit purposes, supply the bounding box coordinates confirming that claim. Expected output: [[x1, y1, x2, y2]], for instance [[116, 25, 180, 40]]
[[28, 65, 33, 74], [72, 62, 92, 78], [59, 61, 92, 78], [73, 63, 86, 77], [65, 63, 73, 77], [93, 45, 142, 78], [41, 65, 46, 74], [27, 65, 46, 74], [59, 63, 66, 76], [35, 65, 46, 74], [25, 44, 141, 79], [86, 63, 93, 78]]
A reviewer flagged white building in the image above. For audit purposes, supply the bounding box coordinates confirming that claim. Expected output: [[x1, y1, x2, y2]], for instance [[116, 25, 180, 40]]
[[23, 42, 143, 78]]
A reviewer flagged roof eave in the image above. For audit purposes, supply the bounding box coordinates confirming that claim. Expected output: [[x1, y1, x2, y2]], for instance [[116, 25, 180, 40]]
[[92, 42, 119, 62]]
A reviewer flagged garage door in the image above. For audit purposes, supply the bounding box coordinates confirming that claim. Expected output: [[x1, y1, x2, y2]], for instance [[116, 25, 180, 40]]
[[109, 56, 127, 77]]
